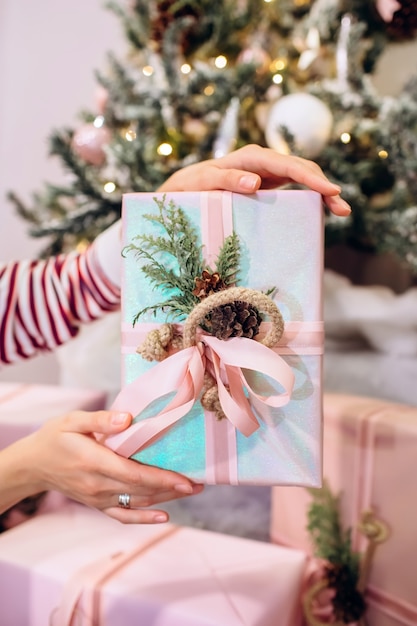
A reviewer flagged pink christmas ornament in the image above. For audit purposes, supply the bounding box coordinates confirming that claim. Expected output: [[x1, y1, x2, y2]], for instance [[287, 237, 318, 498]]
[[71, 124, 111, 166], [237, 46, 271, 74], [375, 0, 401, 22]]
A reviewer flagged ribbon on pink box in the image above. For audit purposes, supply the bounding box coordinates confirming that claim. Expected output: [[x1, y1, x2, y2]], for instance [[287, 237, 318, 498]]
[[271, 393, 417, 625], [106, 190, 324, 486], [0, 503, 307, 626]]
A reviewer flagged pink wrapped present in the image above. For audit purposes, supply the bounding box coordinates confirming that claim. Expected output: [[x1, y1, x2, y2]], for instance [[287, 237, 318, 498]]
[[0, 382, 107, 530], [107, 190, 324, 486], [0, 382, 107, 449], [0, 501, 307, 626], [270, 393, 417, 626]]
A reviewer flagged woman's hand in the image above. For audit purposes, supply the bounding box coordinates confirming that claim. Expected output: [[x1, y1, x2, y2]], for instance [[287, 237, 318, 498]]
[[158, 144, 351, 217], [1, 410, 202, 524]]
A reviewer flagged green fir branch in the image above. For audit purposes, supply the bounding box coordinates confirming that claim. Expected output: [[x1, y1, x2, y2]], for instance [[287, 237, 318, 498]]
[[124, 195, 244, 324], [125, 195, 203, 322], [307, 482, 367, 624], [307, 482, 360, 577], [215, 232, 240, 286]]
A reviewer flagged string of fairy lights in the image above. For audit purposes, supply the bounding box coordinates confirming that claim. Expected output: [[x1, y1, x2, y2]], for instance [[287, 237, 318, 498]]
[[11, 0, 416, 271]]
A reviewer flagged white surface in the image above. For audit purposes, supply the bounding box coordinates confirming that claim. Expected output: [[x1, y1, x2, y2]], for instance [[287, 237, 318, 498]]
[[324, 351, 417, 406]]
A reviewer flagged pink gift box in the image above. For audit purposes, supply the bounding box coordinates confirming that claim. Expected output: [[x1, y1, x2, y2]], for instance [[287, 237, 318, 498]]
[[0, 501, 307, 626], [0, 382, 107, 529], [0, 382, 107, 449], [270, 393, 417, 626], [107, 190, 324, 486]]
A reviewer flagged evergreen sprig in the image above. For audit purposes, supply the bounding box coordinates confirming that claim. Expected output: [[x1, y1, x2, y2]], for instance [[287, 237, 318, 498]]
[[215, 231, 240, 287], [124, 195, 241, 324], [307, 482, 366, 623], [307, 482, 359, 573]]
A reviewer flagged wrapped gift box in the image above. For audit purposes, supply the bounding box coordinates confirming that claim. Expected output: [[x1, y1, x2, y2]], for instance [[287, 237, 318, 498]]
[[0, 501, 307, 626], [107, 190, 324, 486], [0, 382, 107, 449], [270, 393, 417, 626], [0, 382, 107, 529]]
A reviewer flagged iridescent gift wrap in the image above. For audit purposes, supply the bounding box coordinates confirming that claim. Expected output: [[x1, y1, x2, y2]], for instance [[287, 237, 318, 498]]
[[107, 190, 324, 486]]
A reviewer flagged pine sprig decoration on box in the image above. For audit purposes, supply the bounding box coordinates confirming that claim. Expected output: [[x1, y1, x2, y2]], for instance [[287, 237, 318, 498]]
[[307, 482, 366, 624], [124, 195, 248, 336], [124, 194, 285, 421]]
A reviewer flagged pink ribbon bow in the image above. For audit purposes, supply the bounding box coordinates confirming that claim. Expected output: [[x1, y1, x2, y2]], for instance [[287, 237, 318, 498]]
[[106, 334, 295, 458]]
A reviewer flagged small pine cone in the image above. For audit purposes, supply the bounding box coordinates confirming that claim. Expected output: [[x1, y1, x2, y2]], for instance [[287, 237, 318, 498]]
[[326, 564, 366, 623], [150, 1, 199, 53], [192, 270, 227, 299], [204, 300, 263, 340]]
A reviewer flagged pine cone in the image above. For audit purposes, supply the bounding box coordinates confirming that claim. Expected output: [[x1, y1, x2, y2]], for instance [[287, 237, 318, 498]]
[[150, 1, 200, 53], [326, 564, 366, 623], [204, 300, 262, 340], [192, 270, 226, 299]]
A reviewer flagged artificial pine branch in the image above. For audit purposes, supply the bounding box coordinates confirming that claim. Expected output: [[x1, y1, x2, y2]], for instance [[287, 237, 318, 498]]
[[215, 232, 240, 286], [124, 195, 243, 324], [307, 482, 366, 624], [124, 196, 203, 322], [307, 482, 359, 573]]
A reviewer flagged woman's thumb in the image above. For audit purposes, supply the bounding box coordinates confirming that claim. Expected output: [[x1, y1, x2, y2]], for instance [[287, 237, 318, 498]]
[[68, 410, 132, 435], [109, 411, 132, 431]]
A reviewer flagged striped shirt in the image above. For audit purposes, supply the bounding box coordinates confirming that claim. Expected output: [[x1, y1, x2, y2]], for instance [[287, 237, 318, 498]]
[[0, 230, 121, 366]]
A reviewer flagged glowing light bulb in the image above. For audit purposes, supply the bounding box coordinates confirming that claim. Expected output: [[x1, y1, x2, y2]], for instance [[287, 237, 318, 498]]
[[103, 181, 116, 193], [125, 129, 136, 141], [157, 143, 173, 156], [378, 149, 388, 159], [340, 132, 351, 144], [204, 85, 215, 96], [215, 55, 227, 69], [181, 63, 191, 74], [143, 65, 154, 76], [272, 73, 283, 84], [93, 116, 105, 128], [271, 58, 286, 71]]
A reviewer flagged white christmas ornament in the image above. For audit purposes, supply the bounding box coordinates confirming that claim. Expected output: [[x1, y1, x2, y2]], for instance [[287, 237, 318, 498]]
[[265, 93, 333, 158]]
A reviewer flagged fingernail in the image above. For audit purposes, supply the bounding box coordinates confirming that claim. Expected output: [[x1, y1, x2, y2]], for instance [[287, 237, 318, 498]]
[[239, 175, 258, 192], [331, 184, 342, 192], [174, 484, 194, 494], [111, 412, 130, 424], [339, 199, 352, 213], [154, 513, 168, 523]]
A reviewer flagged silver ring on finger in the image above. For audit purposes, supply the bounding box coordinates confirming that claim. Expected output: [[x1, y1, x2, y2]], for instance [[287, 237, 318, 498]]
[[118, 493, 131, 509]]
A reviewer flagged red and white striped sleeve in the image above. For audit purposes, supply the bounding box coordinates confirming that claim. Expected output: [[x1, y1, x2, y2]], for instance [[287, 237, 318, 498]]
[[0, 221, 122, 366]]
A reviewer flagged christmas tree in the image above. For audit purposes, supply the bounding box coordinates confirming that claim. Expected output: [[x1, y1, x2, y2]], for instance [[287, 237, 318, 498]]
[[9, 0, 417, 275]]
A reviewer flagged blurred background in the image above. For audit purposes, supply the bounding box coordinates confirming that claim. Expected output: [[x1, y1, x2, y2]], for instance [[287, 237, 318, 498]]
[[1, 0, 417, 391]]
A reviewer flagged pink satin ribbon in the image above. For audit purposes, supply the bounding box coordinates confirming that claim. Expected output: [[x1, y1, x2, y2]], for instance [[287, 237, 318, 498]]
[[107, 334, 295, 459], [121, 320, 324, 356], [52, 526, 179, 626]]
